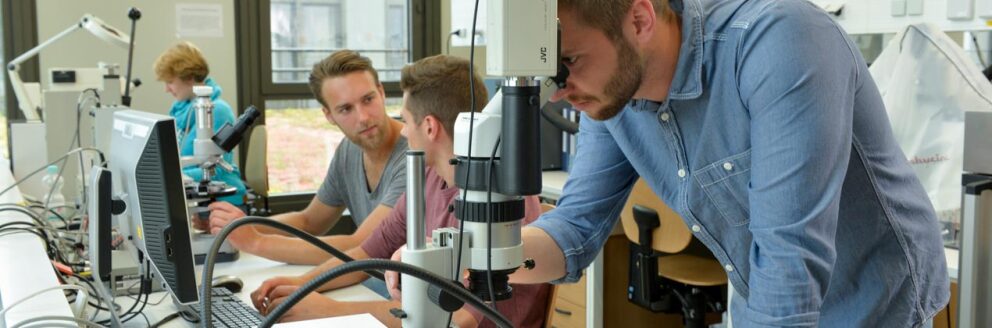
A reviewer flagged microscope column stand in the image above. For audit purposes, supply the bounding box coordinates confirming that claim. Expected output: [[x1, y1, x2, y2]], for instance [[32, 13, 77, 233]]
[[958, 174, 992, 328], [401, 150, 455, 328]]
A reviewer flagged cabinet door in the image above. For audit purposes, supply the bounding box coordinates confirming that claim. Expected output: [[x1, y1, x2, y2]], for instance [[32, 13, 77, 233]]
[[548, 298, 586, 328]]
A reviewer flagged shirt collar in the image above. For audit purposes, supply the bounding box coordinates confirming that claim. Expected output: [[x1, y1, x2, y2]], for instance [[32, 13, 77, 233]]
[[667, 0, 704, 101], [626, 0, 704, 114]]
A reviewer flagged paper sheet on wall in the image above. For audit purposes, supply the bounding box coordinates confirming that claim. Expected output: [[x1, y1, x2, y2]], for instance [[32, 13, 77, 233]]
[[176, 3, 223, 38]]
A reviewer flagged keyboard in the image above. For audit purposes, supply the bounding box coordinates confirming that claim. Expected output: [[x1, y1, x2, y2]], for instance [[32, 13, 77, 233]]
[[201, 287, 265, 328]]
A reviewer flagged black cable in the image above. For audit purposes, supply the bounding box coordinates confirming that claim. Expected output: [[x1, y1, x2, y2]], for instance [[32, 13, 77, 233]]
[[199, 217, 385, 327], [972, 33, 988, 68], [67, 273, 105, 320], [117, 271, 151, 324], [485, 136, 500, 310], [0, 228, 49, 253], [137, 312, 152, 327], [0, 220, 40, 230], [260, 259, 513, 328], [0, 206, 46, 227], [45, 208, 69, 227], [179, 308, 201, 323], [149, 312, 182, 328], [98, 262, 150, 325], [450, 0, 482, 326]]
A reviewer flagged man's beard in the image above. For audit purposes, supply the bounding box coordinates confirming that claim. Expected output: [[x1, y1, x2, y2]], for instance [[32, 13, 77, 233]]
[[587, 39, 643, 121], [349, 121, 388, 150]]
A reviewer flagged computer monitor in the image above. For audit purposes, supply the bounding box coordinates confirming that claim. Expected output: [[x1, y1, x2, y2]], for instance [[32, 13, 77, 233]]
[[108, 109, 199, 305]]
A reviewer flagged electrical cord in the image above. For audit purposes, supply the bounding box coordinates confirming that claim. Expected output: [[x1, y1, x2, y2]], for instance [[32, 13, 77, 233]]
[[0, 148, 106, 201], [66, 272, 104, 320], [446, 31, 455, 55], [0, 231, 54, 266], [260, 259, 513, 328], [200, 217, 512, 328], [485, 136, 500, 310], [0, 285, 85, 319], [8, 315, 104, 328], [0, 206, 47, 227], [450, 0, 482, 326], [972, 33, 988, 68], [75, 88, 101, 212], [199, 217, 386, 327], [149, 311, 182, 327], [116, 261, 152, 324], [0, 220, 42, 231]]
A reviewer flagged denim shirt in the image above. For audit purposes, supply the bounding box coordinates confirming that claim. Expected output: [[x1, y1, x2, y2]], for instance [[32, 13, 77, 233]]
[[170, 77, 247, 205], [529, 0, 949, 326]]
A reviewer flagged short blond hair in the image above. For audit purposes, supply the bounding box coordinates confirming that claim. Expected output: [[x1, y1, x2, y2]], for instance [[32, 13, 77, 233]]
[[400, 55, 487, 135], [154, 41, 209, 82]]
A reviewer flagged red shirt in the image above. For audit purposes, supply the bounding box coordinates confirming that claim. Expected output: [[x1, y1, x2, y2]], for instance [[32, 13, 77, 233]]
[[361, 167, 550, 328]]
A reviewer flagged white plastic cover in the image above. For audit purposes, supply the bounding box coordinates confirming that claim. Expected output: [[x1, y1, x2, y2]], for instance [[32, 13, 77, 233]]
[[870, 23, 992, 238]]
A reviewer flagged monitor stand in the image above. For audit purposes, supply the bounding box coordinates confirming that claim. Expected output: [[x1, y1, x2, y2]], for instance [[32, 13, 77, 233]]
[[191, 232, 239, 264]]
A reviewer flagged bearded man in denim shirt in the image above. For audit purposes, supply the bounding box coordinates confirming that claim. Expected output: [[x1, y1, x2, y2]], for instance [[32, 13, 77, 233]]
[[509, 0, 950, 327]]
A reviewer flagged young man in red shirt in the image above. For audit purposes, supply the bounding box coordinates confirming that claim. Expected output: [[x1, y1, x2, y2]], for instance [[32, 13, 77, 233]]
[[250, 55, 551, 328]]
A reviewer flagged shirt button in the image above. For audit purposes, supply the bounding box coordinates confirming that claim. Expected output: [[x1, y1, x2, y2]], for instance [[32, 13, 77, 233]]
[[723, 162, 733, 171], [725, 264, 734, 272], [691, 225, 701, 232], [660, 112, 671, 122], [677, 169, 686, 178]]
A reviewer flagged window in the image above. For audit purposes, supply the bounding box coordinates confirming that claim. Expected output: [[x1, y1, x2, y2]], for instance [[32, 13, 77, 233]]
[[264, 97, 403, 194], [238, 0, 437, 198], [264, 99, 337, 194], [269, 0, 409, 84], [0, 3, 6, 159], [270, 1, 345, 83]]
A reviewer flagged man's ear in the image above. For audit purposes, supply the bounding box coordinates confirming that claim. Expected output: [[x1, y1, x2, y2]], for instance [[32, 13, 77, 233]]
[[423, 115, 441, 141], [628, 0, 658, 46]]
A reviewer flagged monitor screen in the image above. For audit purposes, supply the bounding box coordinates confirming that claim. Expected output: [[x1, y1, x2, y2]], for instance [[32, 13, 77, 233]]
[[109, 110, 199, 305]]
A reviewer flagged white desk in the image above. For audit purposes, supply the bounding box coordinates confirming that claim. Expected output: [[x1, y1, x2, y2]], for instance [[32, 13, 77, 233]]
[[946, 247, 959, 280], [0, 158, 75, 328], [125, 253, 385, 327]]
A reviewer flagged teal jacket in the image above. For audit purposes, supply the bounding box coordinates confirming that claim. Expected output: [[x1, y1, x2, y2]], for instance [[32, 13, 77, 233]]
[[171, 78, 247, 205]]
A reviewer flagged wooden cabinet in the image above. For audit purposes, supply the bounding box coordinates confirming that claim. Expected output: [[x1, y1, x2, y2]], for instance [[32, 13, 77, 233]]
[[545, 236, 692, 327], [547, 276, 587, 328], [933, 280, 958, 328]]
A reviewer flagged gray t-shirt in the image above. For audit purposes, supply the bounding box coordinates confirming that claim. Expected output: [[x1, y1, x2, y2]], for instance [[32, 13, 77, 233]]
[[316, 137, 408, 226]]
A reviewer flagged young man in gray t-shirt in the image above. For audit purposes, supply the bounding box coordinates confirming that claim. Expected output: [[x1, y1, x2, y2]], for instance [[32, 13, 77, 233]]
[[206, 50, 408, 265]]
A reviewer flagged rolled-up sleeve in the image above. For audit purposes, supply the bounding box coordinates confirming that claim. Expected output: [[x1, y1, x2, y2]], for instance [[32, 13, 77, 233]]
[[529, 115, 638, 283], [734, 2, 860, 326]]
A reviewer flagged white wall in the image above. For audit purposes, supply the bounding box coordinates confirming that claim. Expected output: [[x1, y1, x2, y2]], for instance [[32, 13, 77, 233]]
[[823, 0, 992, 35], [442, 0, 487, 76], [36, 0, 238, 116]]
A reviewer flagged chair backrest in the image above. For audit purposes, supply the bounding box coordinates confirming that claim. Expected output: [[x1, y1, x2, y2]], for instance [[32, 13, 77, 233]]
[[619, 178, 692, 254], [244, 125, 269, 197], [540, 202, 555, 214]]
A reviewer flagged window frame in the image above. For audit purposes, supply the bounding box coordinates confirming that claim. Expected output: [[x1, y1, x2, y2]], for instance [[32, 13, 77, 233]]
[[2, 0, 38, 164], [235, 0, 439, 206]]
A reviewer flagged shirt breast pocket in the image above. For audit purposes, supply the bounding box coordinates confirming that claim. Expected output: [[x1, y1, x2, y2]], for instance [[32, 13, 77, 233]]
[[694, 149, 752, 226]]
